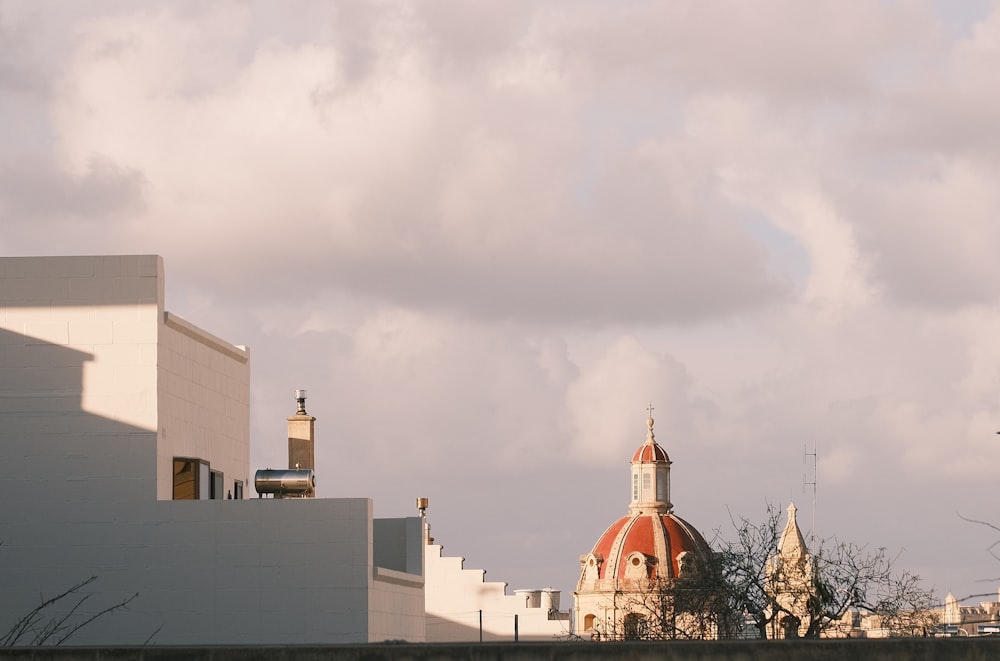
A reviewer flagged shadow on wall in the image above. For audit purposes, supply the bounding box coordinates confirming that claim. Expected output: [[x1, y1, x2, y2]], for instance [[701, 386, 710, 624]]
[[0, 326, 158, 643], [0, 326, 157, 503]]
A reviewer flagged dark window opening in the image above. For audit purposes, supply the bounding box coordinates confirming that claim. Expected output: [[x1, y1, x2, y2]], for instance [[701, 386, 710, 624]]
[[624, 613, 646, 640], [173, 458, 210, 500]]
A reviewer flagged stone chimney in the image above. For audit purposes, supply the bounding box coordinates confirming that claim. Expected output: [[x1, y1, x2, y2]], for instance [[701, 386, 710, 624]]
[[288, 389, 316, 497]]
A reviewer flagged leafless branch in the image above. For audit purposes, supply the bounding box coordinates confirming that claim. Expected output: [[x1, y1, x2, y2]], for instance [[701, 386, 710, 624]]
[[1, 576, 138, 647]]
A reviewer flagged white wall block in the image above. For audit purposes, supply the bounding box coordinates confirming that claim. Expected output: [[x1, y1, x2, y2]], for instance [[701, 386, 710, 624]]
[[0, 255, 425, 645]]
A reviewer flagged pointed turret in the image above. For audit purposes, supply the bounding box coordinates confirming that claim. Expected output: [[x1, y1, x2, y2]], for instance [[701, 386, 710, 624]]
[[765, 502, 816, 639], [777, 502, 808, 559]]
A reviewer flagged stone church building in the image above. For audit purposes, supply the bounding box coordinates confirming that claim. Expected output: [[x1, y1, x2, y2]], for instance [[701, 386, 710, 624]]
[[574, 411, 714, 640]]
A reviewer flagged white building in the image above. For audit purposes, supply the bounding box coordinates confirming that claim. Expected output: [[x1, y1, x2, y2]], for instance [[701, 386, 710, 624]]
[[0, 255, 424, 645], [423, 514, 571, 641], [940, 590, 1000, 637]]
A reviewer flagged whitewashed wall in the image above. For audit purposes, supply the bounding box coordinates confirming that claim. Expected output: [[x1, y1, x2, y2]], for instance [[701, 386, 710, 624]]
[[157, 313, 250, 500], [424, 542, 570, 642], [0, 499, 375, 644], [0, 255, 162, 504], [0, 255, 424, 644]]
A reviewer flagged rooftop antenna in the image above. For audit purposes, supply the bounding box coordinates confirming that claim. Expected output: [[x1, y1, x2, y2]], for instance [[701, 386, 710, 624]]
[[803, 442, 817, 546]]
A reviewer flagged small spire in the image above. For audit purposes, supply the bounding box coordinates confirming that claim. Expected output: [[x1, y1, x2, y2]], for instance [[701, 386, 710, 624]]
[[778, 501, 808, 557], [646, 402, 655, 445]]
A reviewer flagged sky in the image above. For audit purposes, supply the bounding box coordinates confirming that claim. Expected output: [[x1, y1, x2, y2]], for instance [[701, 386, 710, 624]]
[[3, 0, 1000, 612]]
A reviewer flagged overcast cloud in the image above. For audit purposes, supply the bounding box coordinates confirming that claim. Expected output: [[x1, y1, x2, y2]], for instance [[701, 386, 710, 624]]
[[3, 0, 1000, 607]]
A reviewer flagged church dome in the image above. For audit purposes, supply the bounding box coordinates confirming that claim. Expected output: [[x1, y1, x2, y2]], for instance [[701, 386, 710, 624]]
[[577, 409, 711, 589], [588, 511, 711, 580], [631, 442, 669, 463]]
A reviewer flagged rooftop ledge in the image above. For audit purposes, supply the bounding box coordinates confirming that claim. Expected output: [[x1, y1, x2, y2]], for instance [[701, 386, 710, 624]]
[[374, 566, 424, 588], [163, 312, 249, 364]]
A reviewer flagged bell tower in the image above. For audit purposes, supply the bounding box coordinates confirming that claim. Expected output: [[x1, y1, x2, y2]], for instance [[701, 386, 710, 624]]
[[629, 404, 672, 515]]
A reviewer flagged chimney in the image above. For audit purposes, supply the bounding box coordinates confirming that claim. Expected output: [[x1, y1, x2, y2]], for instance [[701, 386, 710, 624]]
[[288, 389, 316, 497]]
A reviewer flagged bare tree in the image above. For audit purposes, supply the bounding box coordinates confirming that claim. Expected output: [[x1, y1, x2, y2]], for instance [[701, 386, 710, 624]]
[[715, 504, 785, 639], [805, 541, 938, 637], [1, 576, 138, 647], [597, 505, 937, 641], [618, 550, 737, 640], [717, 505, 937, 639]]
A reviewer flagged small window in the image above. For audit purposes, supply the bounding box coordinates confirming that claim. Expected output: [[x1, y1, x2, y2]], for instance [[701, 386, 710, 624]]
[[233, 480, 244, 500], [632, 473, 638, 500], [173, 458, 210, 500], [584, 614, 596, 630], [210, 470, 224, 500], [656, 471, 666, 501], [642, 473, 651, 498]]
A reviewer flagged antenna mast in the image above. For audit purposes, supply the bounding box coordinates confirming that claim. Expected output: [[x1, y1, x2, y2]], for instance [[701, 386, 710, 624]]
[[803, 442, 817, 546]]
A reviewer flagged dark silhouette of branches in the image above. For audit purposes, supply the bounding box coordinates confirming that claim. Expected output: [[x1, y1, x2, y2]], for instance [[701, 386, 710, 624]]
[[1, 575, 138, 647], [957, 512, 1000, 574], [716, 503, 785, 639], [805, 541, 937, 637], [626, 505, 936, 639], [622, 559, 735, 641]]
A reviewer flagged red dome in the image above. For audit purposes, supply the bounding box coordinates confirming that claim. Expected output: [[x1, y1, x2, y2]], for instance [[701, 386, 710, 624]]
[[588, 512, 711, 580], [631, 442, 670, 463]]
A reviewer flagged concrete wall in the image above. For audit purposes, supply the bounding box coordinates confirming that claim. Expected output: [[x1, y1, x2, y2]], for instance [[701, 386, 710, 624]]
[[373, 518, 424, 575], [424, 543, 570, 642], [157, 312, 250, 500], [0, 255, 425, 645], [0, 255, 163, 505], [0, 255, 251, 503], [0, 498, 376, 645], [371, 517, 426, 642], [370, 568, 425, 642], [3, 640, 1000, 661]]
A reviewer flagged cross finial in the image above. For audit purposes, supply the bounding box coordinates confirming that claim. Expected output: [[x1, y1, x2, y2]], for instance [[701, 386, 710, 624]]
[[646, 402, 655, 444]]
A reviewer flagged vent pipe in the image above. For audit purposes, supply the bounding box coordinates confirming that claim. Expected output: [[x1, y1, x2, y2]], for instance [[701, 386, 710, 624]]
[[287, 388, 316, 497]]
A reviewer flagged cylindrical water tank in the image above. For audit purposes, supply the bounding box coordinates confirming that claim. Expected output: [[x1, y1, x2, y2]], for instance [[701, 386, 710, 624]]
[[541, 588, 560, 611], [515, 589, 542, 608], [254, 468, 315, 496]]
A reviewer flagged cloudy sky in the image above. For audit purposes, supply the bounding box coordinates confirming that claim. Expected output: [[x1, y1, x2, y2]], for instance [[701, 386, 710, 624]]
[[4, 0, 1000, 610]]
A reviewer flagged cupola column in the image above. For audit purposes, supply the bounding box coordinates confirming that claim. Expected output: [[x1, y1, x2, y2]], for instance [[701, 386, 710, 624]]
[[629, 408, 672, 515]]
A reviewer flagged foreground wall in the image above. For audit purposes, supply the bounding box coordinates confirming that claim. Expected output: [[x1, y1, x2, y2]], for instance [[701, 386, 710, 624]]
[[0, 498, 376, 644], [2, 639, 1000, 661]]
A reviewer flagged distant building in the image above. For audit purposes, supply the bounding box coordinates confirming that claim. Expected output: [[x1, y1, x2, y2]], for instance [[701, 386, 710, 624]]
[[764, 503, 941, 639], [573, 412, 714, 640], [0, 255, 424, 644], [423, 512, 572, 641], [941, 589, 1000, 636], [765, 502, 816, 639]]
